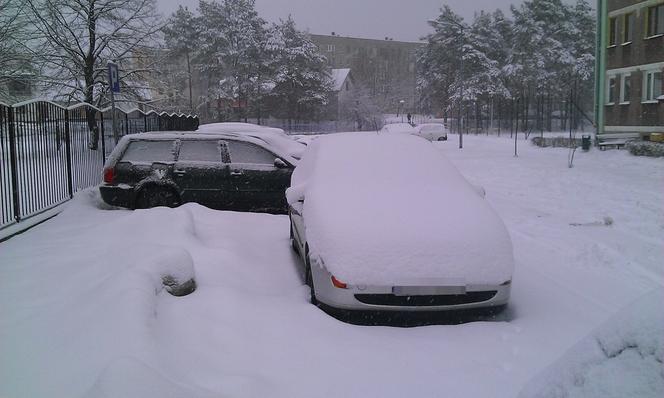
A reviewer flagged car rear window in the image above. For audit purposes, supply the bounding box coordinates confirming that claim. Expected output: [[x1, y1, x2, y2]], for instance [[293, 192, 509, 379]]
[[120, 140, 176, 163], [227, 140, 275, 165], [178, 140, 223, 163]]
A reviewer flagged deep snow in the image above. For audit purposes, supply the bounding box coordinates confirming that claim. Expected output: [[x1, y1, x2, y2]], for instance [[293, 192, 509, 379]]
[[0, 133, 661, 398]]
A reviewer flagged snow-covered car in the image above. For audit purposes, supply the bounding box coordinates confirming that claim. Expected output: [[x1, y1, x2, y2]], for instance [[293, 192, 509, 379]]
[[100, 132, 296, 213], [287, 133, 513, 314], [380, 122, 415, 134], [197, 122, 306, 160], [413, 123, 448, 141]]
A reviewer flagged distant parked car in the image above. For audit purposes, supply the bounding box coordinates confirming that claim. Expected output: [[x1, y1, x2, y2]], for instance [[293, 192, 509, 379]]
[[380, 122, 415, 134], [197, 122, 306, 159], [413, 123, 448, 141], [287, 133, 513, 314], [100, 132, 296, 213]]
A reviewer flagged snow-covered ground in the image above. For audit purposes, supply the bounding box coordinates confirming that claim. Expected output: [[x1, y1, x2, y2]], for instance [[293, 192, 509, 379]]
[[0, 134, 662, 398]]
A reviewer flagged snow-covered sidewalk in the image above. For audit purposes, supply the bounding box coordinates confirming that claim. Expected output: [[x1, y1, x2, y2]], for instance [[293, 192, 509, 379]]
[[0, 134, 661, 398]]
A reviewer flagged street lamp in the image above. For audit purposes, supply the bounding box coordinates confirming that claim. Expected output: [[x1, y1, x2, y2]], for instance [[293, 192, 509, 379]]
[[448, 20, 466, 149], [398, 99, 405, 122]]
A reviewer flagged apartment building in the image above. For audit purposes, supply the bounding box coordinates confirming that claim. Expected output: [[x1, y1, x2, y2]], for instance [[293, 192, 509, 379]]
[[309, 33, 423, 112], [597, 0, 664, 140]]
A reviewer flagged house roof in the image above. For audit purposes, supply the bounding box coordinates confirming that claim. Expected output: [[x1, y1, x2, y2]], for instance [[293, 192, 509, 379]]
[[330, 68, 351, 91]]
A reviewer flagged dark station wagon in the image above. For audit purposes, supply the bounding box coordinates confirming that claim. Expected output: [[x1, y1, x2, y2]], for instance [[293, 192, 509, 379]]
[[100, 132, 299, 213]]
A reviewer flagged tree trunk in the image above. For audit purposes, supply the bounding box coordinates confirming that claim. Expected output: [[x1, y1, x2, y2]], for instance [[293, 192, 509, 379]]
[[186, 51, 193, 113]]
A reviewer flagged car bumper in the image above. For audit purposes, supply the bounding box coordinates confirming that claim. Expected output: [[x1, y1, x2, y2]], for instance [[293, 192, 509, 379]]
[[311, 265, 510, 312], [99, 184, 134, 208]]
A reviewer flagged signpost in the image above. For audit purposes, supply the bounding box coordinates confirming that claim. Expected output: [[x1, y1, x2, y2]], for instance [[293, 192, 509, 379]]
[[107, 61, 120, 143]]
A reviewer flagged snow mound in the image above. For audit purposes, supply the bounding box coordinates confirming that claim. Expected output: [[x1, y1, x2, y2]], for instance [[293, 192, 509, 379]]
[[83, 357, 218, 398], [292, 133, 514, 285], [519, 288, 664, 398]]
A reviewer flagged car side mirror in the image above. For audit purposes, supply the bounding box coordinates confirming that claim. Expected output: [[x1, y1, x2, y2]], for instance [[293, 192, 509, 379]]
[[274, 158, 288, 169]]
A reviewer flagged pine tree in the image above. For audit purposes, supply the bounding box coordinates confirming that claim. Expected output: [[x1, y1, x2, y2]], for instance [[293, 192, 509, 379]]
[[162, 6, 200, 113], [268, 16, 332, 128]]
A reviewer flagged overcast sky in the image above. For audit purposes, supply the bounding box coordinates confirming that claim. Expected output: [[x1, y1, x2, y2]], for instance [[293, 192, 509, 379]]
[[156, 0, 523, 42]]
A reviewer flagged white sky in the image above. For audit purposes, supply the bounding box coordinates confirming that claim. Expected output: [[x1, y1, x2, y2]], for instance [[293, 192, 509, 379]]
[[156, 0, 524, 42]]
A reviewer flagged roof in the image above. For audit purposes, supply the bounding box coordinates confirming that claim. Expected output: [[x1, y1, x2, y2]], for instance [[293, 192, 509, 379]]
[[330, 68, 351, 91]]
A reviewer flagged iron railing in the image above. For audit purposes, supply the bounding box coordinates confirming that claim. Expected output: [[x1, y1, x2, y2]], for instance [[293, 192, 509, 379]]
[[0, 100, 199, 230]]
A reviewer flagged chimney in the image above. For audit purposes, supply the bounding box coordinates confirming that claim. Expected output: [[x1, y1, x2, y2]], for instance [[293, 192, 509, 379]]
[[331, 31, 336, 36]]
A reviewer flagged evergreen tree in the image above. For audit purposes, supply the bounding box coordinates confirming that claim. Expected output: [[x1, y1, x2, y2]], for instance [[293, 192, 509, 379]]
[[268, 16, 332, 127], [162, 6, 200, 113]]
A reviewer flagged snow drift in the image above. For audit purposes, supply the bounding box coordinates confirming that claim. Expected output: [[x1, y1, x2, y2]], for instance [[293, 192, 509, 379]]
[[519, 288, 664, 398]]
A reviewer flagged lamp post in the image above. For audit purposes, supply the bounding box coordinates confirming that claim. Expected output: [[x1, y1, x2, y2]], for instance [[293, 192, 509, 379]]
[[399, 100, 405, 122], [452, 22, 465, 149]]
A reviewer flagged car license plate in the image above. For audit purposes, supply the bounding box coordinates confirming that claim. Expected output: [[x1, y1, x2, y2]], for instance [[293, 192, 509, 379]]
[[392, 285, 466, 296]]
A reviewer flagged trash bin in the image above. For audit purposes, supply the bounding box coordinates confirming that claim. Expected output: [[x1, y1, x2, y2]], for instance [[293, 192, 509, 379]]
[[581, 135, 591, 151]]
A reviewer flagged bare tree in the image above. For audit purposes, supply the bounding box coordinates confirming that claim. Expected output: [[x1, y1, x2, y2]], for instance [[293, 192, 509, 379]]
[[25, 0, 162, 105], [25, 0, 163, 148], [0, 0, 36, 102]]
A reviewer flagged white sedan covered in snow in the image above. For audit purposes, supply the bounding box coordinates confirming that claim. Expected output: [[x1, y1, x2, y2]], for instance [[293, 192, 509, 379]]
[[413, 123, 448, 141], [287, 133, 513, 314]]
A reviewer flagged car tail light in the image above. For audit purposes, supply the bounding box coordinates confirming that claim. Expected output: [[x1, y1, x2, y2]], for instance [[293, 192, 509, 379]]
[[331, 275, 347, 289], [103, 167, 115, 184]]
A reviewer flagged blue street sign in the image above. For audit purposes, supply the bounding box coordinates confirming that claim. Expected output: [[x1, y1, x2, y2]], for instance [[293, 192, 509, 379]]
[[108, 62, 120, 93]]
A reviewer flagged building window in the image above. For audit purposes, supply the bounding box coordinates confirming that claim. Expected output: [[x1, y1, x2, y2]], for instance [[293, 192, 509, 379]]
[[327, 44, 335, 52], [620, 74, 631, 104], [623, 13, 634, 43], [607, 76, 617, 104], [643, 70, 663, 102], [608, 17, 618, 46], [646, 4, 664, 37]]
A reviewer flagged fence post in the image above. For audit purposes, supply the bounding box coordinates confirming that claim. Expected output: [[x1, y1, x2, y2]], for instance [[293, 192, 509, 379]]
[[64, 109, 74, 198], [124, 113, 129, 136], [7, 107, 21, 222], [100, 111, 106, 164], [144, 113, 147, 132]]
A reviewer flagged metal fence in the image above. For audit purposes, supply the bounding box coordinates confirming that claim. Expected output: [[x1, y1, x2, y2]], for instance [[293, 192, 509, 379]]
[[0, 100, 199, 230]]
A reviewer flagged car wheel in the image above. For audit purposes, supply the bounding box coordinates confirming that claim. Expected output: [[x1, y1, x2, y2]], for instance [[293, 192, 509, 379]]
[[438, 136, 447, 141], [135, 186, 180, 209], [304, 255, 318, 305]]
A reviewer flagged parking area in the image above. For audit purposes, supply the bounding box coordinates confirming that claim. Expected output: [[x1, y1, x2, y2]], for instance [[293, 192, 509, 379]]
[[0, 134, 661, 398]]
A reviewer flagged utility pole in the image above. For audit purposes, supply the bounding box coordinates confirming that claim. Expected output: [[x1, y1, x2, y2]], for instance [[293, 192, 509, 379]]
[[453, 22, 465, 149]]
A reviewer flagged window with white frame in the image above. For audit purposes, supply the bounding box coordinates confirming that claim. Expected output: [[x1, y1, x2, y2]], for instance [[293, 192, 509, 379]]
[[608, 17, 618, 45], [620, 74, 631, 103], [623, 13, 634, 43], [327, 44, 335, 52], [646, 4, 664, 37], [607, 76, 617, 104], [643, 70, 663, 102]]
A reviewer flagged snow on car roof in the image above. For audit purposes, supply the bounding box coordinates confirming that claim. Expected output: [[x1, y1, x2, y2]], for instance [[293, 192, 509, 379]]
[[197, 122, 286, 136], [197, 123, 305, 160], [292, 132, 513, 286], [381, 123, 415, 133], [104, 131, 298, 168]]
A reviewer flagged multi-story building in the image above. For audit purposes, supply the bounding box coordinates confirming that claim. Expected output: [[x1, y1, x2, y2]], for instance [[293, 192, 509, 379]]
[[597, 0, 664, 141], [309, 33, 423, 112]]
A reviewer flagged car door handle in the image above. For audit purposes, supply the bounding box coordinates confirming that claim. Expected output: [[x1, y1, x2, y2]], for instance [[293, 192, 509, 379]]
[[174, 169, 186, 175], [230, 170, 243, 176]]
